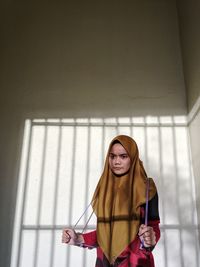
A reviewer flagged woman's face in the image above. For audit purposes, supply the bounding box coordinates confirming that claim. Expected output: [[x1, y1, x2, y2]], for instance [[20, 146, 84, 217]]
[[109, 143, 131, 176]]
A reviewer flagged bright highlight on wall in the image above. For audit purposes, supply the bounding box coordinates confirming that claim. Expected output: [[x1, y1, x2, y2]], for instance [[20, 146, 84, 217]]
[[11, 117, 199, 267]]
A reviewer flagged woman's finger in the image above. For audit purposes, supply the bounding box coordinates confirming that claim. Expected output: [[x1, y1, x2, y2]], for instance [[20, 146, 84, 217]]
[[65, 231, 71, 243]]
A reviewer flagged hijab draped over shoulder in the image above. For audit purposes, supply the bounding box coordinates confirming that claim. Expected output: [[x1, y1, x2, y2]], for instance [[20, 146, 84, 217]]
[[91, 135, 157, 263]]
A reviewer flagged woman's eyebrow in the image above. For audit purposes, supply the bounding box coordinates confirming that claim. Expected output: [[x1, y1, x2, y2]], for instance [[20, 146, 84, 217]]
[[109, 152, 128, 156]]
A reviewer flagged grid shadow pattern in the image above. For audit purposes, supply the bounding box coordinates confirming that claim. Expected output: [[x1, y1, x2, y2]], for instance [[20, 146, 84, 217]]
[[11, 117, 200, 267]]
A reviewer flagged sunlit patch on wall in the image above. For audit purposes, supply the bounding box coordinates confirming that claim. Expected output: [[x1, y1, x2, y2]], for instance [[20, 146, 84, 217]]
[[11, 116, 199, 267]]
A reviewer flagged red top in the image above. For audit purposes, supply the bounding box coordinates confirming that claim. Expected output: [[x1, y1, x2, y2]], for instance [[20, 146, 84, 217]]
[[82, 217, 160, 266]]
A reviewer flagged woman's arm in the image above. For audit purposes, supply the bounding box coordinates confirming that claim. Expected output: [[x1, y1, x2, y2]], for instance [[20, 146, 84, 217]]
[[139, 192, 160, 249], [82, 230, 98, 249], [62, 229, 98, 249]]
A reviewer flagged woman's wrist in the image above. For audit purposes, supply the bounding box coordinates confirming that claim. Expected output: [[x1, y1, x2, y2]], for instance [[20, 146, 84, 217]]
[[74, 233, 84, 246]]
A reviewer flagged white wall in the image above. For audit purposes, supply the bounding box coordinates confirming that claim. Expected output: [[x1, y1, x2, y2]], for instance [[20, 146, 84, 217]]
[[0, 0, 186, 118], [189, 106, 200, 238], [176, 0, 200, 111], [177, 0, 200, 241]]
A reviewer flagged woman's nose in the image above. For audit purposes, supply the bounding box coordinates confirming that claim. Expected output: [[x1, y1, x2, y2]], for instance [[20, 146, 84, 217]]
[[114, 157, 120, 164]]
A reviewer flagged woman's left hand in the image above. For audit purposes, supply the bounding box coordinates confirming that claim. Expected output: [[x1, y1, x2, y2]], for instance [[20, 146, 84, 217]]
[[138, 224, 156, 248]]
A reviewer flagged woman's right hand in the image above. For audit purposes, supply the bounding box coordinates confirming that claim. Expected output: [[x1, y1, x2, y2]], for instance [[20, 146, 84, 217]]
[[62, 228, 78, 245]]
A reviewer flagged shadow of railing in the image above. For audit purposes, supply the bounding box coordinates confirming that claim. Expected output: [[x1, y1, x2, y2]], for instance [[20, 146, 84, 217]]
[[11, 116, 200, 267]]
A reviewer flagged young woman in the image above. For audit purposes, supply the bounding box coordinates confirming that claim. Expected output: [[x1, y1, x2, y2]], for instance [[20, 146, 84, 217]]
[[62, 135, 160, 267]]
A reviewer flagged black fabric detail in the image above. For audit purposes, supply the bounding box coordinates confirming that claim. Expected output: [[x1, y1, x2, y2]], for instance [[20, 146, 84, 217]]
[[96, 255, 128, 267], [141, 192, 160, 223], [95, 255, 110, 267], [97, 213, 140, 223]]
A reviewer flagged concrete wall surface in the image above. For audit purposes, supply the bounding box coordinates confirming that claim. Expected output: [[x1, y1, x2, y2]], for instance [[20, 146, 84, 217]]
[[176, 0, 200, 111]]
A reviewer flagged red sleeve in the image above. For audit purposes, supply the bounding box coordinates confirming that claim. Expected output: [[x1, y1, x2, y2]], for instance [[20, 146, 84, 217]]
[[82, 230, 98, 249]]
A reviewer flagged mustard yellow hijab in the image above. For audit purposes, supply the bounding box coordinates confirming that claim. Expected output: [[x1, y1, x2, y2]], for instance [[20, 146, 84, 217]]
[[91, 135, 157, 263]]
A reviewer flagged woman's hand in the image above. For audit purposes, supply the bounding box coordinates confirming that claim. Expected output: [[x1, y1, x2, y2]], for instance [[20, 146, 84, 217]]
[[62, 228, 84, 246], [62, 229, 77, 245], [138, 224, 156, 248]]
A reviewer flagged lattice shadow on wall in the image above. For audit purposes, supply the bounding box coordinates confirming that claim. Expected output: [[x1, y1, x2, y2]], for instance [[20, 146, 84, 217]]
[[11, 117, 200, 267]]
